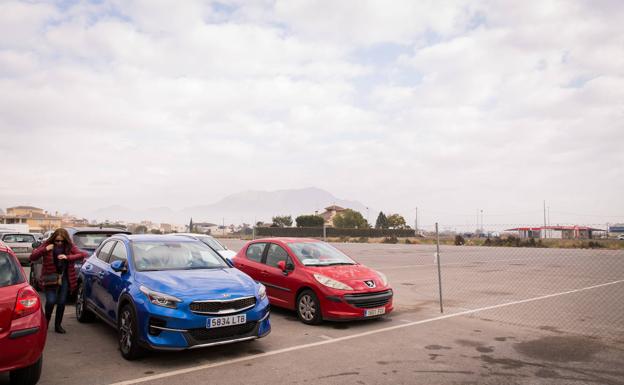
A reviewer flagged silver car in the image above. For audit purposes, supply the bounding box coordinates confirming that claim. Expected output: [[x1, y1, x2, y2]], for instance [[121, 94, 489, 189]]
[[1, 232, 36, 265]]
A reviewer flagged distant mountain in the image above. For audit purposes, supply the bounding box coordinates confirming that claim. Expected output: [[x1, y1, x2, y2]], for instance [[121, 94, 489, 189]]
[[181, 187, 368, 224], [89, 187, 369, 225], [89, 205, 178, 223]]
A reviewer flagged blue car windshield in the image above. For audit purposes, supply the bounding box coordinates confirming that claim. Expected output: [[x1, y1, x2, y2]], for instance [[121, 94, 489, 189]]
[[132, 241, 228, 271]]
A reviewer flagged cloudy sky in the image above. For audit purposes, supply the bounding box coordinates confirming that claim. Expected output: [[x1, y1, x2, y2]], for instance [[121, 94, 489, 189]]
[[1, 0, 622, 229]]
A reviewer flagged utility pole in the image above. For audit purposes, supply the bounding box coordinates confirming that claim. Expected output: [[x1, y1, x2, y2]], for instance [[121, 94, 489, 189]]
[[480, 209, 484, 233], [414, 207, 418, 233], [543, 200, 547, 227]]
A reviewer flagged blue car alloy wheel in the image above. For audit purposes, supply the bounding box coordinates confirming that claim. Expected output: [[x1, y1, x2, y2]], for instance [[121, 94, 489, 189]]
[[77, 234, 271, 360]]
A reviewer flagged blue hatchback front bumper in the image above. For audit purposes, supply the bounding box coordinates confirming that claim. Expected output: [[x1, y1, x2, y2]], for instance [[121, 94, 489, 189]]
[[134, 296, 271, 350]]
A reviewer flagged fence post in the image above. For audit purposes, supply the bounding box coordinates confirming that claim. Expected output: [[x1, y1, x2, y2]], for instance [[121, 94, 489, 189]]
[[323, 225, 327, 242], [436, 222, 444, 313], [252, 226, 255, 240]]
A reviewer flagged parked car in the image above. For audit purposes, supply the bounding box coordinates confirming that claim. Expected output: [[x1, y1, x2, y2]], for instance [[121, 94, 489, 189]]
[[232, 238, 393, 324], [30, 227, 131, 290], [173, 233, 237, 260], [31, 233, 44, 242], [0, 241, 46, 385], [618, 234, 624, 240], [76, 234, 271, 360], [1, 233, 37, 265]]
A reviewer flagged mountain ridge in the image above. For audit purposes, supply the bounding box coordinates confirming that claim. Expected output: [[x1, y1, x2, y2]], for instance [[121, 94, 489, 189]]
[[89, 187, 369, 224]]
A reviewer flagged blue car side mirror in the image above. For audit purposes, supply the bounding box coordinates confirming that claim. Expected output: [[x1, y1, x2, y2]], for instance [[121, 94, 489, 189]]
[[111, 260, 127, 273]]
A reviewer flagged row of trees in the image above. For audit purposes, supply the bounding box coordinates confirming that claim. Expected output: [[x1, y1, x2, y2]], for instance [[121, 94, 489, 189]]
[[270, 210, 409, 229], [374, 211, 408, 229]]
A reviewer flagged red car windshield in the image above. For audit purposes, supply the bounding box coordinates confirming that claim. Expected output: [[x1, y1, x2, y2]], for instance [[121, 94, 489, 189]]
[[288, 242, 356, 266], [0, 251, 24, 287]]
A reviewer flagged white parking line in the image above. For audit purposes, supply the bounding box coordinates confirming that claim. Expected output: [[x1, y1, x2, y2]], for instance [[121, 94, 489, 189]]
[[317, 335, 333, 340], [109, 279, 624, 385]]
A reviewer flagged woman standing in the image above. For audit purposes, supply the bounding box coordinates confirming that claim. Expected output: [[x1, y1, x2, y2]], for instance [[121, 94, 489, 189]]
[[30, 228, 87, 333]]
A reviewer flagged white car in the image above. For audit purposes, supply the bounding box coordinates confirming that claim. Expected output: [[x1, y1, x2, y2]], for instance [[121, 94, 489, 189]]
[[618, 234, 624, 240], [173, 233, 237, 261]]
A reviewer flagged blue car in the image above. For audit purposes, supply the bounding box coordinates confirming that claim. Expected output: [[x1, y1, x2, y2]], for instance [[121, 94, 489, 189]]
[[76, 234, 271, 360]]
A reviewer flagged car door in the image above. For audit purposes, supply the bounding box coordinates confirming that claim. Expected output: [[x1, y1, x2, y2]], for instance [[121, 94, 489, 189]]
[[100, 241, 129, 321], [85, 239, 116, 313], [233, 242, 267, 281], [260, 243, 297, 308]]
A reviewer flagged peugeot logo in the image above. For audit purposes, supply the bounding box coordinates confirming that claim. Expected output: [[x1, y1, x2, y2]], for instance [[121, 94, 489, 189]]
[[364, 280, 376, 288]]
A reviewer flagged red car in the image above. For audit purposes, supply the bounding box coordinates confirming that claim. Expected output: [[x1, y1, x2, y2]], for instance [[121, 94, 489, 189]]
[[0, 241, 46, 385], [232, 238, 393, 324]]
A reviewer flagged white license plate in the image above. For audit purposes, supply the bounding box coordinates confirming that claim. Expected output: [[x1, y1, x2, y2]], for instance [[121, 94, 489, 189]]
[[365, 307, 386, 317], [207, 314, 247, 328]]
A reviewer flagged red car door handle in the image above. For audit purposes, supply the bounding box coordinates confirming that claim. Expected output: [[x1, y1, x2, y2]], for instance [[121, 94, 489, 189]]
[[261, 270, 269, 276]]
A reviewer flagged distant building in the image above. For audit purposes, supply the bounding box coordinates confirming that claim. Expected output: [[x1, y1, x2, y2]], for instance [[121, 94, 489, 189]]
[[192, 222, 219, 234], [319, 205, 346, 227], [61, 214, 90, 227], [608, 224, 624, 233], [506, 226, 605, 239], [0, 206, 62, 232]]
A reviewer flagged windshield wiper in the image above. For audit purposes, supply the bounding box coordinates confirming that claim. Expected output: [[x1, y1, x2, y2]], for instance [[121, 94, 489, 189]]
[[326, 262, 355, 266]]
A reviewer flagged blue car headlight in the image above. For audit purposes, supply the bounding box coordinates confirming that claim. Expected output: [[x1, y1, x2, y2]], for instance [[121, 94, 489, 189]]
[[139, 286, 182, 309], [258, 283, 267, 301]]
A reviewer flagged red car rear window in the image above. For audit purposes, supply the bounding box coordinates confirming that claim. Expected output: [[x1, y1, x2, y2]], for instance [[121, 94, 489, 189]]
[[0, 251, 24, 288]]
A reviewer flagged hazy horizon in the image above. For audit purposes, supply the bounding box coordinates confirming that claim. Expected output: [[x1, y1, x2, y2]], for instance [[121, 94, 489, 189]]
[[1, 1, 622, 230]]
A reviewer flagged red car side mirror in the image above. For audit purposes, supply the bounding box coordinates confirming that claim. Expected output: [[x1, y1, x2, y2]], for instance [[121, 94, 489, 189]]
[[277, 261, 286, 271]]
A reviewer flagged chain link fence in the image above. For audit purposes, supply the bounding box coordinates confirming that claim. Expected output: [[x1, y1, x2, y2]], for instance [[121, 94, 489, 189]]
[[429, 223, 624, 341]]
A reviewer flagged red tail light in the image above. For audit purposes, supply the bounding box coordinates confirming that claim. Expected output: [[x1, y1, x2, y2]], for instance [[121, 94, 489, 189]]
[[13, 286, 41, 319]]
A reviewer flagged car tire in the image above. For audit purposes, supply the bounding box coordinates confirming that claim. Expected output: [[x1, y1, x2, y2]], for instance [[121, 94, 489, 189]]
[[118, 304, 145, 360], [75, 282, 95, 323], [296, 290, 322, 325], [9, 356, 42, 385]]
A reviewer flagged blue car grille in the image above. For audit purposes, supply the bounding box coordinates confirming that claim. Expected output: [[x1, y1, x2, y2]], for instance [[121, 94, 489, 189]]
[[187, 322, 257, 342], [189, 296, 256, 315]]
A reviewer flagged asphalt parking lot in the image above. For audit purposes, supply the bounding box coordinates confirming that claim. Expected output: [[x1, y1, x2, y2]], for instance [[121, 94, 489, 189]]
[[3, 241, 623, 385]]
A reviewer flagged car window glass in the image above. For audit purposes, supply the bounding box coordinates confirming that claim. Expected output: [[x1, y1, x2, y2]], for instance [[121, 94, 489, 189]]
[[265, 244, 290, 268], [109, 242, 128, 264], [2, 234, 35, 243], [73, 232, 120, 250], [97, 241, 116, 263], [197, 236, 226, 251], [132, 241, 227, 271], [246, 243, 266, 263], [0, 251, 24, 287]]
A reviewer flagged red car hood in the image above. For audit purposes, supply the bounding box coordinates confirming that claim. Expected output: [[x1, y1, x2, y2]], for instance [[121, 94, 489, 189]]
[[305, 264, 389, 291]]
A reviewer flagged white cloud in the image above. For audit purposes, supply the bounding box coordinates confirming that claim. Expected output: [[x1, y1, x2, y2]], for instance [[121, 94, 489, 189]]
[[0, 0, 622, 228]]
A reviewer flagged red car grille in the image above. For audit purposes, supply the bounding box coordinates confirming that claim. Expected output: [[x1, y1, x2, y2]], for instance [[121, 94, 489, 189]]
[[343, 289, 392, 309]]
